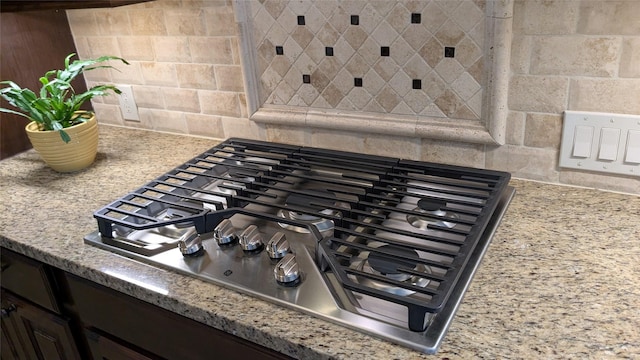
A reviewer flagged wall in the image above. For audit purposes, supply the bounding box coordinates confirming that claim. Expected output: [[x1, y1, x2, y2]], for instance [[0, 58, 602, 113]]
[[66, 0, 640, 194]]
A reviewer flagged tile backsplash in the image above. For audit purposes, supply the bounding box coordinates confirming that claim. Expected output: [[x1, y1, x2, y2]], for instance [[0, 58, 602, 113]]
[[67, 0, 640, 194]]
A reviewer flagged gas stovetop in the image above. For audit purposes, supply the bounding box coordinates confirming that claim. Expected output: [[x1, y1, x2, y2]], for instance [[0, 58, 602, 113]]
[[85, 138, 514, 354]]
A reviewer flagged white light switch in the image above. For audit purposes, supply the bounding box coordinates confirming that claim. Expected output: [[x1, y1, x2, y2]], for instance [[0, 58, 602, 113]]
[[626, 130, 640, 164], [572, 126, 593, 158], [559, 111, 640, 177], [598, 128, 620, 161]]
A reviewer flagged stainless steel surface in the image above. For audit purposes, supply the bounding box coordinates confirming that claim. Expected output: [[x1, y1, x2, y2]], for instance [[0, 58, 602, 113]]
[[86, 138, 514, 354], [85, 187, 515, 354], [177, 228, 203, 256], [274, 253, 300, 284], [267, 232, 290, 260]]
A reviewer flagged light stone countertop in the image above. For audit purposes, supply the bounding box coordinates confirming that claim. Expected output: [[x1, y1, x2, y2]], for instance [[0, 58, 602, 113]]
[[1, 125, 639, 359]]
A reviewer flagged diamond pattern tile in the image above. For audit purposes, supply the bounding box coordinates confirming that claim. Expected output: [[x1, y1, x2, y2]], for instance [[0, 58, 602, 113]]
[[249, 0, 487, 120]]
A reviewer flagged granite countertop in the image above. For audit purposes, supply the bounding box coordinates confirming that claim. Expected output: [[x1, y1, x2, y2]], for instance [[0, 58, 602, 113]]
[[1, 125, 639, 359]]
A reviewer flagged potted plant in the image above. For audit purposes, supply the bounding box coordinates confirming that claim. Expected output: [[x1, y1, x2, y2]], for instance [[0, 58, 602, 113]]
[[0, 53, 129, 172]]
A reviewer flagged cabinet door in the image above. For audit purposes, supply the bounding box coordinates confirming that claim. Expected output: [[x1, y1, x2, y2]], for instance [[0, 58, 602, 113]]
[[85, 329, 158, 360], [2, 291, 81, 360], [1, 304, 29, 360]]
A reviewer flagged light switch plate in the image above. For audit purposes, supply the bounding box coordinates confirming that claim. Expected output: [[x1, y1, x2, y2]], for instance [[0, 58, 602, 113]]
[[559, 111, 640, 177]]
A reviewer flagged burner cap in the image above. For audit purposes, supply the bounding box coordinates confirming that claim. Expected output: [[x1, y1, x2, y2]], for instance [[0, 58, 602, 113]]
[[417, 198, 446, 212], [285, 189, 336, 210], [368, 245, 421, 275]]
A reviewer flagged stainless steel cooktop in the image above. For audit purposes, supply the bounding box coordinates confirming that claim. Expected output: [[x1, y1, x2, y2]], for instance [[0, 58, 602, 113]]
[[85, 138, 514, 354]]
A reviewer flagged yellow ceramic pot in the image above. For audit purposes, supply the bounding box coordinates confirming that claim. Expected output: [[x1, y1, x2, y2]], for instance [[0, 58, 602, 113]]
[[25, 113, 98, 172]]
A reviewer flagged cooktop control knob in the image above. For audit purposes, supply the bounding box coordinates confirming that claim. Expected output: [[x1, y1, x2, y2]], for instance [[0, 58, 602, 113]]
[[266, 232, 290, 260], [178, 228, 204, 256], [213, 219, 238, 246], [274, 253, 300, 286], [239, 225, 264, 252]]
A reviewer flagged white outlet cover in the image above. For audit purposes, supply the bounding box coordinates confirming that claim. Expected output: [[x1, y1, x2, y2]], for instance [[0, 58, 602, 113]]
[[559, 110, 640, 177], [117, 84, 140, 121]]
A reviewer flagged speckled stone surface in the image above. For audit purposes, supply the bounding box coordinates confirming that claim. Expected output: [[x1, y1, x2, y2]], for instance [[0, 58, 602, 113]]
[[1, 125, 639, 359]]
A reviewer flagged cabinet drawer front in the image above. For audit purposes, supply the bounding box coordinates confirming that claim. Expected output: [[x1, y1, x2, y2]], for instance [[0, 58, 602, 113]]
[[1, 249, 60, 313]]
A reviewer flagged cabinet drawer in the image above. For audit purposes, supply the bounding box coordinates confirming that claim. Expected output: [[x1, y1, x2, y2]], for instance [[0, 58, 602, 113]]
[[1, 249, 60, 313]]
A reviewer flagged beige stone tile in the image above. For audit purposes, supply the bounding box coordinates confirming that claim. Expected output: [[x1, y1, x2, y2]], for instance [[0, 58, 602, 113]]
[[265, 125, 308, 146], [132, 86, 164, 109], [435, 19, 465, 46], [420, 139, 486, 168], [140, 62, 178, 87], [185, 113, 225, 139], [505, 111, 525, 146], [569, 79, 640, 115], [199, 91, 241, 117], [144, 109, 188, 134], [363, 135, 420, 160], [92, 103, 124, 127], [376, 86, 401, 113], [578, 0, 640, 35], [66, 9, 99, 36], [509, 35, 531, 74], [214, 66, 245, 92], [87, 37, 121, 58], [310, 130, 365, 153], [189, 38, 234, 64], [221, 117, 264, 139], [162, 88, 200, 113], [509, 75, 569, 113], [203, 8, 236, 38], [153, 37, 191, 62], [128, 9, 167, 36], [524, 113, 562, 149], [165, 8, 206, 36], [620, 38, 640, 78], [118, 37, 155, 61], [486, 144, 559, 182], [419, 37, 444, 69], [111, 62, 144, 85], [95, 10, 131, 36], [559, 171, 640, 195], [176, 64, 216, 90], [514, 0, 579, 35], [531, 36, 620, 77]]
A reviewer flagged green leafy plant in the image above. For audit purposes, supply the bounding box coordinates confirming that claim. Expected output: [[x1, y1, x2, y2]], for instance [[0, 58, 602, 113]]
[[0, 53, 129, 143]]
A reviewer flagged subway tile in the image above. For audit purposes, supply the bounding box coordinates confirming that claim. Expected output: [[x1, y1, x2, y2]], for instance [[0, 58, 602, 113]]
[[185, 113, 225, 139], [162, 88, 200, 113], [505, 111, 526, 146], [364, 135, 420, 160], [199, 91, 242, 117], [153, 37, 191, 62], [531, 36, 620, 77], [165, 9, 206, 36], [176, 64, 216, 90], [266, 125, 307, 145], [578, 0, 640, 35], [118, 37, 155, 61], [95, 10, 131, 36], [131, 86, 164, 109], [514, 0, 579, 35], [509, 75, 568, 113], [214, 65, 245, 92], [66, 9, 100, 36], [569, 78, 640, 114], [524, 113, 562, 149], [204, 7, 236, 36], [146, 109, 188, 134], [140, 62, 178, 86], [620, 38, 640, 78], [189, 37, 234, 64], [420, 139, 485, 168], [87, 37, 121, 58], [486, 145, 559, 182], [128, 9, 167, 35]]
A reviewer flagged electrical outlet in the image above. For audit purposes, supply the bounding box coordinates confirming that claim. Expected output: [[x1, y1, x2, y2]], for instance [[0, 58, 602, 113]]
[[117, 85, 140, 121]]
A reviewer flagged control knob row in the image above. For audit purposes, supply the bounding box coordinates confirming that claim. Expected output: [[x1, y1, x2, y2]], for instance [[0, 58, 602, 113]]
[[213, 219, 291, 260]]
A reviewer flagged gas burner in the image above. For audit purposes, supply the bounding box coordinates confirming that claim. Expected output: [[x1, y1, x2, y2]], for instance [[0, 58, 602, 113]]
[[406, 199, 459, 230], [350, 242, 432, 296], [276, 190, 348, 233]]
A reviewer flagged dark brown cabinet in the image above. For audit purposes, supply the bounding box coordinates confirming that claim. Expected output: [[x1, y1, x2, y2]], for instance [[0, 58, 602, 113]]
[[1, 291, 81, 360], [0, 249, 82, 360], [0, 248, 294, 360]]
